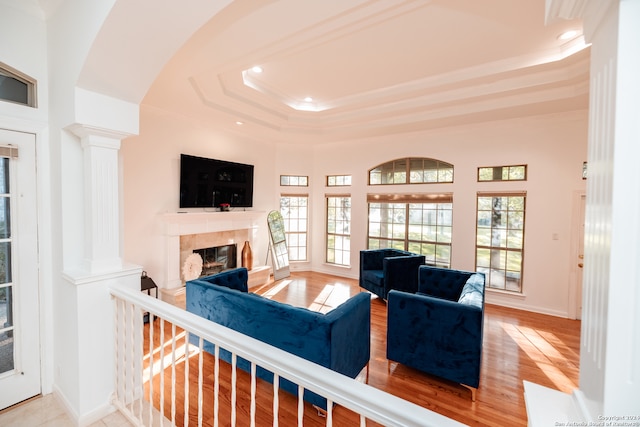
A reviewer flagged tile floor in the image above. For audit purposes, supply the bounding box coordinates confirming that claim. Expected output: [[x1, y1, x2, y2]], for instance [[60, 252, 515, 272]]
[[0, 394, 133, 427]]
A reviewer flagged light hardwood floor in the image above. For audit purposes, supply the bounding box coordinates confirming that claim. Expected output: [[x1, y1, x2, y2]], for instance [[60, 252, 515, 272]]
[[145, 271, 581, 427]]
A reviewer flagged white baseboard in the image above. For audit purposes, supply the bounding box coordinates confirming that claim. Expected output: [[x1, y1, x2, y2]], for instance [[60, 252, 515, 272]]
[[52, 385, 116, 427]]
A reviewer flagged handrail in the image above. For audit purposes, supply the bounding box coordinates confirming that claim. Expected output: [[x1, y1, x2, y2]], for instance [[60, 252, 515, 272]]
[[110, 284, 466, 427]]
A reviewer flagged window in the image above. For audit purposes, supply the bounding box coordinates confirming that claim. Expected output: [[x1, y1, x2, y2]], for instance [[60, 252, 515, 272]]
[[369, 157, 453, 185], [327, 175, 351, 186], [367, 193, 453, 268], [478, 165, 527, 181], [0, 62, 37, 107], [280, 175, 308, 186], [280, 195, 308, 261], [476, 193, 526, 293], [326, 195, 351, 266]]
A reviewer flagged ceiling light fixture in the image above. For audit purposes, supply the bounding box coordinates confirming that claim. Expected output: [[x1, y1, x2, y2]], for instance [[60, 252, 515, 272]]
[[251, 66, 263, 73], [235, 121, 244, 125], [558, 30, 579, 40], [304, 97, 313, 102]]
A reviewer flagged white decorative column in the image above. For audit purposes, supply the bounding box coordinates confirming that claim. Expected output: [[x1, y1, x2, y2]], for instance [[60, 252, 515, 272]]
[[524, 1, 640, 424], [74, 126, 124, 273], [60, 123, 142, 425]]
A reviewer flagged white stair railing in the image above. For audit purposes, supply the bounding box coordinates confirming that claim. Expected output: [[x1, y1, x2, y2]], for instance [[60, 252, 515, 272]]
[[110, 284, 466, 427]]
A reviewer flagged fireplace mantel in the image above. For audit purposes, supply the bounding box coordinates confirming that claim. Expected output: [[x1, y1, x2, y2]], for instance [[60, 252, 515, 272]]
[[159, 211, 267, 305], [162, 211, 265, 236]]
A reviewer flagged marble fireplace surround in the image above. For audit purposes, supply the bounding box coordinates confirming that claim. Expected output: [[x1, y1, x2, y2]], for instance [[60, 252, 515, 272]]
[[181, 230, 248, 276], [160, 211, 267, 305]]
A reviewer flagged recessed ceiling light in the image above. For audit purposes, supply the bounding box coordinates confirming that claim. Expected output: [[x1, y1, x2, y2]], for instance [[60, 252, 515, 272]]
[[304, 97, 313, 102], [251, 66, 263, 73], [558, 30, 579, 40], [235, 121, 244, 125]]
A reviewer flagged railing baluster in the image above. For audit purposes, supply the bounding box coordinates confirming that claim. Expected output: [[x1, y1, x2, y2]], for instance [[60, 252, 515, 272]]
[[148, 310, 155, 426], [127, 302, 135, 414], [113, 299, 120, 409], [198, 337, 204, 427], [327, 399, 334, 427], [250, 362, 256, 427], [297, 385, 303, 426], [171, 323, 177, 425], [231, 353, 237, 427], [184, 331, 190, 427], [133, 308, 144, 420], [214, 345, 220, 427], [159, 317, 166, 427], [273, 374, 279, 427]]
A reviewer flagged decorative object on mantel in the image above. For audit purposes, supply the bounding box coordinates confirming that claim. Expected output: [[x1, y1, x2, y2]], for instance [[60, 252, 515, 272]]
[[220, 203, 230, 212], [182, 252, 203, 282], [241, 241, 253, 270]]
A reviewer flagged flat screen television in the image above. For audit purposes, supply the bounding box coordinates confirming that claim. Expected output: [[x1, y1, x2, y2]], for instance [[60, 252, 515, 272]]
[[179, 154, 254, 208]]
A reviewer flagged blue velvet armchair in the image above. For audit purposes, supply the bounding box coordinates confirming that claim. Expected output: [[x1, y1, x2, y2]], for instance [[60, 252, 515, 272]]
[[386, 265, 485, 400], [359, 249, 426, 300]]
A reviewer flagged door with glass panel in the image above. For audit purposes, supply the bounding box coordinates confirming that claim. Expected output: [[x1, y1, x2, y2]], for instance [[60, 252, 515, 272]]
[[0, 129, 40, 410]]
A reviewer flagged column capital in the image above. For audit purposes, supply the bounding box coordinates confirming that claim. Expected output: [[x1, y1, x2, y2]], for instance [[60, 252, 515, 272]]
[[67, 123, 132, 149]]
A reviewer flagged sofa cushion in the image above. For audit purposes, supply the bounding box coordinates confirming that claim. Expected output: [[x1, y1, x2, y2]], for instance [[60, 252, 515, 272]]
[[197, 268, 249, 292], [458, 273, 484, 310], [361, 269, 384, 287], [418, 266, 472, 301]]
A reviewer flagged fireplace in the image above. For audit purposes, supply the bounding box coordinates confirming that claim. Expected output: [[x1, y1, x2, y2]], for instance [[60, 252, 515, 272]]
[[160, 211, 271, 306], [194, 243, 237, 277]]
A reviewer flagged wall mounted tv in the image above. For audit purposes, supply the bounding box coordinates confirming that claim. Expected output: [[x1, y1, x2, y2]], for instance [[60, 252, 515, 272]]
[[179, 154, 254, 208]]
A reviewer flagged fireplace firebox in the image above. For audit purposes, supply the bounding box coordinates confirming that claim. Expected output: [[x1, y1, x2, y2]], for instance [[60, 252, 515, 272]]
[[193, 244, 237, 277]]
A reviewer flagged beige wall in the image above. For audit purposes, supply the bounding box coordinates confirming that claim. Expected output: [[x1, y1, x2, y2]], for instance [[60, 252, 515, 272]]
[[308, 111, 588, 317], [123, 104, 587, 318]]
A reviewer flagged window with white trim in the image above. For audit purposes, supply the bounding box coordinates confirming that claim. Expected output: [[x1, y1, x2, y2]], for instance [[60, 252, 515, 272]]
[[476, 192, 526, 293], [0, 62, 37, 107], [367, 193, 453, 268], [327, 175, 351, 186], [280, 195, 308, 261], [369, 157, 453, 185], [326, 195, 351, 266], [478, 165, 527, 181], [280, 175, 308, 186]]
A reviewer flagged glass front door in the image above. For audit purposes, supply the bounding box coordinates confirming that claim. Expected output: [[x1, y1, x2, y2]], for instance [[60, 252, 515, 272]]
[[0, 129, 40, 410], [1, 156, 15, 376]]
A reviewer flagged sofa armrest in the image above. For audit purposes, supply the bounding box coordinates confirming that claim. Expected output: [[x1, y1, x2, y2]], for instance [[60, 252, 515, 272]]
[[417, 265, 471, 301], [326, 292, 371, 378], [383, 254, 425, 295]]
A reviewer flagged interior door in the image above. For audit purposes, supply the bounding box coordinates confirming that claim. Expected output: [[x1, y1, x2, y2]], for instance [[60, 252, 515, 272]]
[[0, 129, 40, 410]]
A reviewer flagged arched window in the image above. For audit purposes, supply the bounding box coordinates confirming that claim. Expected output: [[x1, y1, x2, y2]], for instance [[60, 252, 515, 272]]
[[0, 62, 37, 108], [369, 157, 453, 185]]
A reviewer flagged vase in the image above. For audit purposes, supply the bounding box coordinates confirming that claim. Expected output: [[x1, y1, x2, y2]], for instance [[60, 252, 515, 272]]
[[241, 240, 253, 270]]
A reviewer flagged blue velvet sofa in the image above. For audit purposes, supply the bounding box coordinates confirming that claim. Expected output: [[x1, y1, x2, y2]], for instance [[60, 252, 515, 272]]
[[359, 249, 426, 300], [386, 265, 485, 400], [185, 268, 371, 409]]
